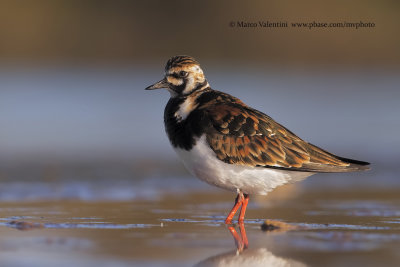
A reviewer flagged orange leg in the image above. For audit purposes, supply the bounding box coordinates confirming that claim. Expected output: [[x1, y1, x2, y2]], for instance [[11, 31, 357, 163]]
[[238, 194, 249, 223], [224, 193, 244, 224]]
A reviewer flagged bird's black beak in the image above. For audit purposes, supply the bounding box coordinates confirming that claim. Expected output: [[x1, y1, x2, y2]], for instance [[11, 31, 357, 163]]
[[145, 78, 169, 90]]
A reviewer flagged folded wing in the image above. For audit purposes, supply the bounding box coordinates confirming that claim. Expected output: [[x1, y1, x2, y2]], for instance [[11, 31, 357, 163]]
[[200, 96, 369, 173]]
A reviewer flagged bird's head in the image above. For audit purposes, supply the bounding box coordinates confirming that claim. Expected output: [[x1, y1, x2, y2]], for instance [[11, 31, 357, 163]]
[[145, 55, 209, 97]]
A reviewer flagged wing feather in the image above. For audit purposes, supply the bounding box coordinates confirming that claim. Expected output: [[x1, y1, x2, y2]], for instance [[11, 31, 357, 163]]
[[200, 95, 369, 172]]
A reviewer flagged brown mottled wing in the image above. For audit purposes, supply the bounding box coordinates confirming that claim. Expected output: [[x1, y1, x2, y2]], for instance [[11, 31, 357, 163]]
[[200, 97, 369, 172]]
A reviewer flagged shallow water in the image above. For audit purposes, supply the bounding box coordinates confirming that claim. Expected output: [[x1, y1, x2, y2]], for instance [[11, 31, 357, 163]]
[[0, 180, 399, 267]]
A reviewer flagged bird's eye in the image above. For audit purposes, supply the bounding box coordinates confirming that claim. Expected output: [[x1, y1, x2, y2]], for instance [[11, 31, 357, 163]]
[[178, 71, 188, 77]]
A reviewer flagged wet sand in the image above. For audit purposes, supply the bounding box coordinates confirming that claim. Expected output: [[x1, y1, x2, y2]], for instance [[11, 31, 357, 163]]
[[0, 182, 399, 267]]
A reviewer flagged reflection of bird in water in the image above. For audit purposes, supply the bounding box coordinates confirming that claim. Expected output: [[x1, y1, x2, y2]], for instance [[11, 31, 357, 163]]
[[194, 223, 306, 267], [195, 248, 307, 267], [146, 55, 370, 224], [228, 222, 248, 252]]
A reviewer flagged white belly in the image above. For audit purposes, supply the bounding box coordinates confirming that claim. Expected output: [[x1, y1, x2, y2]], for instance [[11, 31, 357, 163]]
[[173, 135, 314, 195]]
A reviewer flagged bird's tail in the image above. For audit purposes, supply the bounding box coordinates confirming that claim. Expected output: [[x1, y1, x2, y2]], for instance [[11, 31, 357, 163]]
[[334, 156, 370, 172]]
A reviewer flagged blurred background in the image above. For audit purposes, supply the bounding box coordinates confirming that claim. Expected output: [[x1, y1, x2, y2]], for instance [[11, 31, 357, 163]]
[[0, 0, 399, 201]]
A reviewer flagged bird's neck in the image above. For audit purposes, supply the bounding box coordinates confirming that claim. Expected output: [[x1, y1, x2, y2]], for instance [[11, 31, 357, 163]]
[[180, 79, 209, 96], [169, 87, 208, 122], [164, 88, 211, 150]]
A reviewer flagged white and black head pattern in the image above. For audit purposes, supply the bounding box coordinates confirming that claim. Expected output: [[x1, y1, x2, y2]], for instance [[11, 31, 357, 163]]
[[146, 55, 209, 97]]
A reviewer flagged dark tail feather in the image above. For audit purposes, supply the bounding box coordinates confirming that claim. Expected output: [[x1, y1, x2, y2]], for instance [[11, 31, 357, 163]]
[[336, 156, 370, 171]]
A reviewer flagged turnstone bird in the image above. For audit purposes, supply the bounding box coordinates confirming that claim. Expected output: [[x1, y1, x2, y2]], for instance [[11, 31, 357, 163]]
[[146, 55, 370, 224]]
